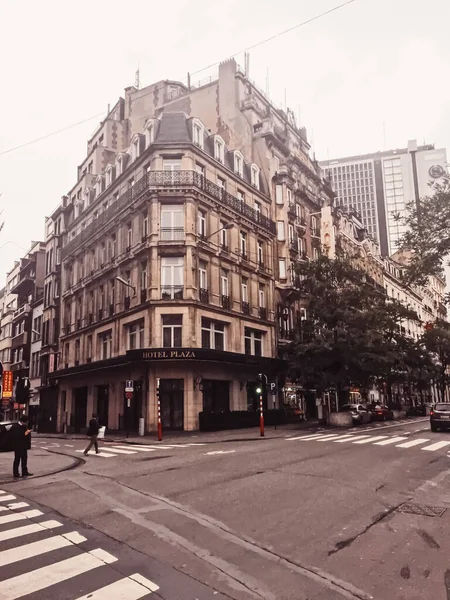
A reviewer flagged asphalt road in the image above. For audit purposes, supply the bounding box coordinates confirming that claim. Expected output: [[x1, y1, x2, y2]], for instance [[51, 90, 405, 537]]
[[2, 417, 450, 600]]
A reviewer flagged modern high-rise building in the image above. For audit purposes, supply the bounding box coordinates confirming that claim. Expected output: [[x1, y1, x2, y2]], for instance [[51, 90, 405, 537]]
[[321, 141, 448, 256]]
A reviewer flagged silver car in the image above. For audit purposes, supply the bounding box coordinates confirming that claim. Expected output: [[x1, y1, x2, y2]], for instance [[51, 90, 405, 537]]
[[341, 404, 371, 425]]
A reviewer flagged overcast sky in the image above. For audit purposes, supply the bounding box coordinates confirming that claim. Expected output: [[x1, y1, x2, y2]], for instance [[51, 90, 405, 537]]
[[0, 0, 449, 280]]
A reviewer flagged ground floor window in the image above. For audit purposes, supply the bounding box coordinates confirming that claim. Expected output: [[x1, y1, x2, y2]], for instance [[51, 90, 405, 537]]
[[244, 327, 263, 356], [202, 380, 230, 412], [201, 318, 225, 350], [162, 315, 182, 347]]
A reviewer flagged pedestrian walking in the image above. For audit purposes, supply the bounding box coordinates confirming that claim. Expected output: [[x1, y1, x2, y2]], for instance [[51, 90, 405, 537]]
[[84, 414, 100, 456], [11, 415, 33, 478]]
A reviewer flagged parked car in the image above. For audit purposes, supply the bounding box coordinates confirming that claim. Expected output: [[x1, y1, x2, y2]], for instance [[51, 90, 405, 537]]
[[367, 404, 394, 421], [340, 404, 371, 424], [407, 404, 427, 417], [430, 403, 450, 432], [0, 421, 17, 452]]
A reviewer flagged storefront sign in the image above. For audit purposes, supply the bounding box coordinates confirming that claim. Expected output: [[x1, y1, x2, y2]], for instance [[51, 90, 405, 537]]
[[2, 371, 13, 399], [142, 350, 196, 360]]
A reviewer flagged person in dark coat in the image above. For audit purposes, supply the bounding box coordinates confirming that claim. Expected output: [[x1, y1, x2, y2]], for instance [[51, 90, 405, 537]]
[[11, 415, 32, 478], [84, 414, 100, 455]]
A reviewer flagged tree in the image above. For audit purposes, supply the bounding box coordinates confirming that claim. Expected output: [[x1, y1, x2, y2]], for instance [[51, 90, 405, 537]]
[[421, 320, 450, 402], [288, 254, 424, 404], [396, 174, 450, 285]]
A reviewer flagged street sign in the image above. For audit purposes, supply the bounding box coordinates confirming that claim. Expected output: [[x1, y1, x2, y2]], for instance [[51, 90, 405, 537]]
[[2, 371, 13, 399], [125, 380, 134, 393], [125, 391, 133, 400], [270, 382, 277, 394]]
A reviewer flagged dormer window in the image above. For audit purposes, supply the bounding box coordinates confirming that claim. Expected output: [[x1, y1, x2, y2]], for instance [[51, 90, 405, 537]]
[[116, 154, 124, 177], [105, 165, 114, 187], [83, 188, 91, 208], [193, 119, 204, 150], [144, 119, 155, 148], [132, 136, 140, 161], [234, 151, 244, 177], [251, 164, 260, 189], [95, 176, 103, 198], [214, 136, 225, 163]]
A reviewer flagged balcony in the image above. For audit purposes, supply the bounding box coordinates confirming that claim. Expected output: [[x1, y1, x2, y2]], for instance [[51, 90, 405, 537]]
[[98, 308, 103, 321], [160, 228, 185, 242], [259, 307, 267, 320], [13, 303, 31, 321], [109, 303, 114, 317], [62, 170, 276, 259], [220, 243, 229, 253], [124, 296, 131, 310], [199, 288, 209, 303], [221, 295, 231, 310], [289, 240, 299, 253], [88, 313, 94, 325], [140, 289, 147, 303], [311, 228, 320, 238], [11, 271, 36, 296], [162, 286, 183, 300], [242, 301, 250, 315], [12, 331, 28, 350]]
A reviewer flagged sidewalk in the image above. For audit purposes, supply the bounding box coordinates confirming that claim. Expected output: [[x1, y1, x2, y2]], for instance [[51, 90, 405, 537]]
[[34, 419, 322, 445]]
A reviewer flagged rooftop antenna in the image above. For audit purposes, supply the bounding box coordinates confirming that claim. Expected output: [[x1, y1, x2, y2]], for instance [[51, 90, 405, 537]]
[[135, 67, 141, 90]]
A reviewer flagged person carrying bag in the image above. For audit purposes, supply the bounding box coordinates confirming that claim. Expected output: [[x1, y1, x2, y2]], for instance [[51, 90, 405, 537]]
[[83, 414, 100, 456]]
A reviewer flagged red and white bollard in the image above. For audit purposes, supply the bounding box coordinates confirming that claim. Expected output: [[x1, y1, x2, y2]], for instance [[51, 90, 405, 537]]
[[157, 378, 162, 441], [259, 394, 265, 437]]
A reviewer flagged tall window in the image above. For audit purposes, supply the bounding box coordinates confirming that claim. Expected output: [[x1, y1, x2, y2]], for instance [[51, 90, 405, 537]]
[[193, 121, 204, 149], [127, 320, 145, 350], [199, 261, 208, 290], [234, 152, 243, 177], [98, 330, 112, 360], [257, 241, 264, 266], [145, 121, 154, 147], [140, 262, 148, 293], [237, 190, 245, 202], [201, 319, 225, 350], [126, 222, 132, 249], [220, 221, 228, 250], [251, 165, 260, 189], [161, 257, 184, 299], [240, 231, 247, 259], [275, 184, 283, 205], [195, 163, 205, 176], [111, 233, 117, 259], [241, 277, 248, 303], [277, 221, 285, 241], [214, 137, 225, 163], [101, 243, 107, 265], [86, 335, 93, 361], [254, 201, 261, 217], [163, 158, 181, 171], [259, 284, 265, 308], [142, 213, 149, 239], [198, 210, 207, 238], [75, 339, 81, 365], [162, 315, 182, 347], [279, 258, 287, 279], [217, 176, 226, 190], [311, 216, 318, 235], [244, 327, 263, 356], [161, 204, 184, 241], [220, 269, 229, 297]]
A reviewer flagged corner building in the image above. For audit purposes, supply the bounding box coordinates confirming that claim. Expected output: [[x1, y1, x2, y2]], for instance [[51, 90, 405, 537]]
[[53, 111, 279, 433]]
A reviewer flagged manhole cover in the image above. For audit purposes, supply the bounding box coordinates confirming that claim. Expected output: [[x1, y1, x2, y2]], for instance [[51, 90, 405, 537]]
[[398, 503, 447, 517]]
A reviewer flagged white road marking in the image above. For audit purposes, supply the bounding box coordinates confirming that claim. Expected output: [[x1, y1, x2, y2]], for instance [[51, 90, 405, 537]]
[[0, 507, 8, 513], [7, 502, 29, 510], [0, 521, 60, 542], [315, 434, 343, 442], [111, 445, 156, 452], [77, 447, 137, 455], [0, 495, 16, 502], [65, 444, 75, 447], [396, 438, 430, 448], [0, 531, 86, 567], [422, 441, 450, 452], [352, 436, 388, 444], [287, 434, 325, 441], [131, 573, 160, 592], [74, 574, 159, 599], [333, 435, 370, 443], [110, 444, 174, 450], [373, 436, 408, 446], [0, 549, 118, 599], [206, 450, 236, 455], [0, 509, 43, 525]]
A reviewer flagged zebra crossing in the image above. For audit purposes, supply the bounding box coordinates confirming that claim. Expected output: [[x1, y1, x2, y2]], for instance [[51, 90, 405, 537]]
[[36, 441, 207, 459], [285, 431, 450, 454], [0, 489, 159, 599]]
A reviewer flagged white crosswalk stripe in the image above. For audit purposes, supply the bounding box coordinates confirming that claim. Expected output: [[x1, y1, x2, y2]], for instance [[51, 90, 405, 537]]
[[0, 489, 161, 598], [63, 441, 211, 459], [285, 432, 450, 454]]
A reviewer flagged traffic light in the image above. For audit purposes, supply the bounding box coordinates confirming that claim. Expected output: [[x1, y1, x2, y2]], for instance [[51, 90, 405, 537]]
[[255, 385, 263, 395]]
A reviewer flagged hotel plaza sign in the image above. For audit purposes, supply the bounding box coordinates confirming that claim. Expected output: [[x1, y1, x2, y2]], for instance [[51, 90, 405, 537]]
[[142, 350, 196, 360]]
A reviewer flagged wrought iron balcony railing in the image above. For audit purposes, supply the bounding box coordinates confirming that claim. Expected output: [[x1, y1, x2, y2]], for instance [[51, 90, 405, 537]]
[[160, 227, 185, 241], [62, 171, 276, 259], [199, 288, 209, 303]]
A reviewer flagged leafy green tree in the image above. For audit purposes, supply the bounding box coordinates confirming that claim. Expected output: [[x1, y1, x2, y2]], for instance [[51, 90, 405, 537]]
[[288, 254, 425, 404], [396, 174, 450, 285], [421, 320, 450, 402]]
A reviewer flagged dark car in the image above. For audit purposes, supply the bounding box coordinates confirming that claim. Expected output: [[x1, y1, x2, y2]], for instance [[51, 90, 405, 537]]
[[0, 421, 17, 452], [367, 404, 394, 421], [430, 403, 450, 432], [407, 404, 427, 417]]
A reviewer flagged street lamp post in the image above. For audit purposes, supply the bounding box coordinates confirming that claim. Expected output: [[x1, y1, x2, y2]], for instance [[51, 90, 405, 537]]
[[203, 222, 234, 240], [115, 276, 136, 297]]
